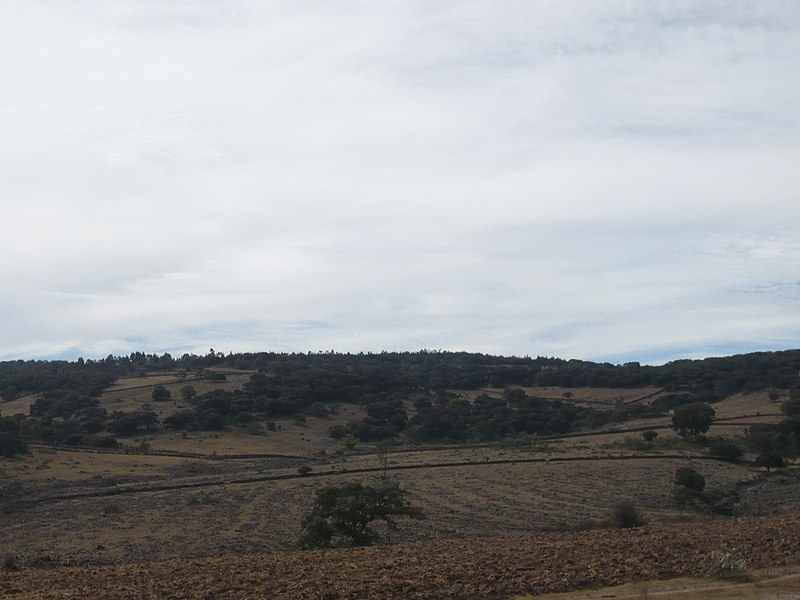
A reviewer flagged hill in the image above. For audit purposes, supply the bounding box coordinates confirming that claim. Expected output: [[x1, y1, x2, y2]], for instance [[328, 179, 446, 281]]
[[1, 349, 799, 597]]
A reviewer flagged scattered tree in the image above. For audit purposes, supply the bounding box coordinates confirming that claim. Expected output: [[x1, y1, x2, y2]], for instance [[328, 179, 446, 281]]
[[672, 403, 715, 437], [180, 385, 197, 401], [754, 453, 785, 472], [297, 480, 425, 549], [674, 467, 706, 492], [151, 385, 172, 402], [641, 430, 658, 442]]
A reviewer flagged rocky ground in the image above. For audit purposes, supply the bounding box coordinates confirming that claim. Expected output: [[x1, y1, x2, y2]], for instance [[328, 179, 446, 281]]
[[2, 514, 800, 599]]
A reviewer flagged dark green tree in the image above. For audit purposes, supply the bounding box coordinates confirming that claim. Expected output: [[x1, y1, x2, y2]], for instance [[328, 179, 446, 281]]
[[672, 403, 715, 437], [641, 430, 658, 442], [297, 480, 425, 549], [754, 453, 785, 472], [151, 385, 172, 402], [708, 438, 743, 461], [674, 467, 705, 492]]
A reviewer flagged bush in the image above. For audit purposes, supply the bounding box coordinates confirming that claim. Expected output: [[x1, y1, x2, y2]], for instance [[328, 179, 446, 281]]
[[151, 385, 172, 402], [245, 422, 264, 436], [2, 554, 18, 571], [708, 439, 743, 461], [0, 432, 29, 458], [609, 500, 646, 528], [780, 398, 800, 416], [641, 430, 658, 442], [675, 467, 705, 492], [327, 425, 348, 440], [705, 549, 750, 580]]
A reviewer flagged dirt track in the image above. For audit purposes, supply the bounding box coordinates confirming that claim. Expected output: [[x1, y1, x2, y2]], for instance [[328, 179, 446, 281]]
[[3, 514, 800, 599]]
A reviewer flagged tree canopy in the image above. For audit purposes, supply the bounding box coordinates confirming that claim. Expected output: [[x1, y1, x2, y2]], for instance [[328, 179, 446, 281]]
[[297, 480, 425, 549], [672, 403, 715, 437]]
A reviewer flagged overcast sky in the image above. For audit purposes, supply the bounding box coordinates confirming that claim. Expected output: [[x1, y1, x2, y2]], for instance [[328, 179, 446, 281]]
[[1, 1, 799, 364]]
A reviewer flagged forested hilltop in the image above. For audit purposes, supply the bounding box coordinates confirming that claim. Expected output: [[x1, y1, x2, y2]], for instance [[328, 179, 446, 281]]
[[1, 349, 799, 454]]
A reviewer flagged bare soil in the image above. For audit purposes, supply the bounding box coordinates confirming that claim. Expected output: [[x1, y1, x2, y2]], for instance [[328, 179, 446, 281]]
[[2, 515, 799, 599]]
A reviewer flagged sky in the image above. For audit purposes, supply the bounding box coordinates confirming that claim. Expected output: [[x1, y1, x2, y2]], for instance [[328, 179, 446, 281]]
[[1, 1, 799, 365]]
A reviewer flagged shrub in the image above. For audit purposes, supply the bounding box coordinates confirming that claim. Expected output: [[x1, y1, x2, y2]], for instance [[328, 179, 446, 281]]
[[610, 500, 646, 528], [705, 549, 750, 580], [708, 439, 743, 461], [641, 430, 658, 442], [2, 554, 18, 571], [151, 385, 172, 402], [675, 467, 705, 492], [245, 422, 264, 436], [0, 432, 29, 458], [327, 425, 348, 440], [780, 398, 800, 416]]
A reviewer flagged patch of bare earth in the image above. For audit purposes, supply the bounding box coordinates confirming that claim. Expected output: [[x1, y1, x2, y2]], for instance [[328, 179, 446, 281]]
[[2, 515, 800, 599]]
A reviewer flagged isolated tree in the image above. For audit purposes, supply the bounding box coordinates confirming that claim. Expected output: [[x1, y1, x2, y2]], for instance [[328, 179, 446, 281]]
[[151, 385, 172, 402], [297, 480, 425, 549], [674, 467, 705, 492], [375, 441, 396, 477], [180, 385, 197, 401], [641, 430, 658, 442], [672, 403, 715, 437], [754, 453, 785, 472]]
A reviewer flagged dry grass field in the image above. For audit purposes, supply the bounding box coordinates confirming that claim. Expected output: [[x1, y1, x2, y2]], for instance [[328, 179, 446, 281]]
[[0, 450, 764, 565], [0, 395, 37, 418]]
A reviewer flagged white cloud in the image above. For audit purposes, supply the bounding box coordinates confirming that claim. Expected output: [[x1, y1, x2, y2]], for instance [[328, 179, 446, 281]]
[[1, 1, 799, 362]]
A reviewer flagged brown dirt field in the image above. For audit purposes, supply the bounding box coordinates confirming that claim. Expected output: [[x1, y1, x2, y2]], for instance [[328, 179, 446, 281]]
[[459, 387, 664, 406], [523, 564, 800, 599], [0, 395, 37, 418], [2, 515, 800, 599], [711, 392, 785, 420]]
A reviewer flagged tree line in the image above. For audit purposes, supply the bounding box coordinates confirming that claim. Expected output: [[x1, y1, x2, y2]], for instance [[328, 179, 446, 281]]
[[1, 349, 798, 455]]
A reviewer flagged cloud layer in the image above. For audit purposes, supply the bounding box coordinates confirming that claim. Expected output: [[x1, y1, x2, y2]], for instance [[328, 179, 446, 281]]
[[2, 1, 799, 363]]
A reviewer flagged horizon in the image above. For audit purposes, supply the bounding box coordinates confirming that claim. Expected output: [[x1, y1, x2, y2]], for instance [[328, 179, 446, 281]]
[[6, 343, 799, 369]]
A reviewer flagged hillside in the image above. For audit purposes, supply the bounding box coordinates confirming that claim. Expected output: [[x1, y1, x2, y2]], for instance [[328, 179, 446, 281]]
[[1, 349, 799, 597]]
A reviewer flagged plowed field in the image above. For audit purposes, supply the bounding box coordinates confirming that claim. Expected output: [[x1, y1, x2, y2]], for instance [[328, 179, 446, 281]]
[[3, 515, 800, 599]]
